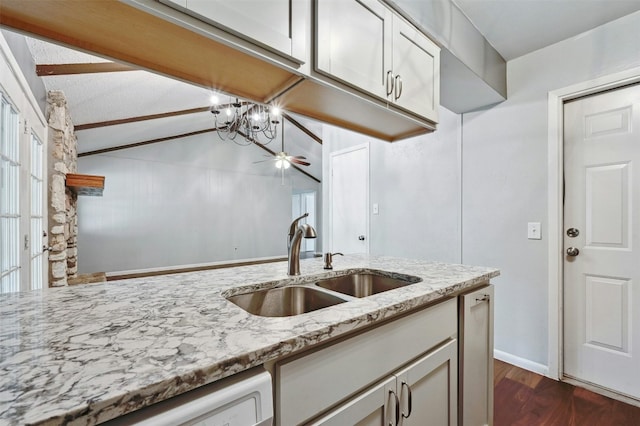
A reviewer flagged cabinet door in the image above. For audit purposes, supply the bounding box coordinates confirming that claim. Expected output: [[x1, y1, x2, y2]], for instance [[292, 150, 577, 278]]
[[316, 0, 392, 99], [459, 285, 494, 426], [162, 0, 305, 61], [396, 339, 458, 426], [309, 376, 398, 426], [390, 15, 440, 122]]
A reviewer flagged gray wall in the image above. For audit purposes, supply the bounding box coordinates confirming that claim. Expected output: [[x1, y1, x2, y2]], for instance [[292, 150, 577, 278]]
[[462, 11, 640, 367], [78, 133, 321, 274], [322, 106, 462, 263], [2, 30, 47, 114]]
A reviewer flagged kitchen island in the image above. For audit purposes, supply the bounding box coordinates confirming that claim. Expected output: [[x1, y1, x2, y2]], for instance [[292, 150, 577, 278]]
[[0, 255, 499, 425]]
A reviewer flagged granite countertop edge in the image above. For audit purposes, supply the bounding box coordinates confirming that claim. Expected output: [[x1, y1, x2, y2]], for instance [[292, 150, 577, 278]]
[[0, 255, 500, 425]]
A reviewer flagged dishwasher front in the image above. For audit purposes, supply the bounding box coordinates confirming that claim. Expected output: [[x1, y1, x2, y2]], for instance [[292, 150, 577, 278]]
[[105, 367, 273, 426]]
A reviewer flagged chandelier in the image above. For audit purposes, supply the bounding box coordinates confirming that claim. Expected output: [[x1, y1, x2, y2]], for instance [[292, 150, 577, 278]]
[[210, 95, 281, 146]]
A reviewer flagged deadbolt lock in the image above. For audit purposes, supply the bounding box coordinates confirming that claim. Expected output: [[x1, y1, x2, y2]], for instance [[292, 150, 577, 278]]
[[567, 228, 579, 238]]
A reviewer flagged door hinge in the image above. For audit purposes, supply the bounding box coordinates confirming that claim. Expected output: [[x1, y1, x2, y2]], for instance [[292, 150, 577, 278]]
[[23, 119, 30, 135]]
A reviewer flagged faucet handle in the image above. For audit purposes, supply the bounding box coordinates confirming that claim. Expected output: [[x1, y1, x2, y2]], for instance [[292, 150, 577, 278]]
[[323, 252, 344, 270]]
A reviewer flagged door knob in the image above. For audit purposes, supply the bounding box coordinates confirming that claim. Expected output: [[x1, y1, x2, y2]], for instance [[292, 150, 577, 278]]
[[358, 235, 365, 241], [567, 228, 579, 237], [566, 247, 580, 257]]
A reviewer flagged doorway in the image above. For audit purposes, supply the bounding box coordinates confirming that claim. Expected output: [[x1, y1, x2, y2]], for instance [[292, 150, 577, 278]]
[[329, 143, 369, 254], [562, 83, 640, 401], [292, 191, 317, 255]]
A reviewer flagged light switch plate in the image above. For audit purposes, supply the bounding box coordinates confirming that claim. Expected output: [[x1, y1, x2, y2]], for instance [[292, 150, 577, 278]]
[[528, 222, 541, 240], [372, 203, 379, 215]]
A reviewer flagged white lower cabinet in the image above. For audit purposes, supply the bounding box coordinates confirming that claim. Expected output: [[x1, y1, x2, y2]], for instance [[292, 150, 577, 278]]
[[274, 298, 458, 425], [459, 284, 494, 426], [311, 339, 458, 426]]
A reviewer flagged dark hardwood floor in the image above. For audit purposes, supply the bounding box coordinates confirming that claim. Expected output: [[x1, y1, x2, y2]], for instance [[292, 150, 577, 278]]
[[494, 360, 640, 425]]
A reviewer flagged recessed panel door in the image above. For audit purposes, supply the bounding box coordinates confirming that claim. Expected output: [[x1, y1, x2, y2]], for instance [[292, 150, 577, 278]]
[[390, 15, 439, 122], [316, 0, 392, 99], [563, 83, 640, 398], [330, 144, 369, 254]]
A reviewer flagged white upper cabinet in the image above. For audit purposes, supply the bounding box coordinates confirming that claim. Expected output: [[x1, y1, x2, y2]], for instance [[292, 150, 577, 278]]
[[160, 0, 306, 63], [315, 0, 440, 123], [391, 15, 440, 122], [316, 0, 392, 99]]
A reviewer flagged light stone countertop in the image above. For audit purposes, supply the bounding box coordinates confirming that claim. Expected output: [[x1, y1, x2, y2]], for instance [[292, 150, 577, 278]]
[[0, 255, 499, 425]]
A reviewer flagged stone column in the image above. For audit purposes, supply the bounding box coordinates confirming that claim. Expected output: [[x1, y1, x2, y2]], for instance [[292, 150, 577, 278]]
[[46, 91, 78, 287]]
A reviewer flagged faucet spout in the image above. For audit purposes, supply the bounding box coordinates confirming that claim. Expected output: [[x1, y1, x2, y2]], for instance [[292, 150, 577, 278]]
[[288, 213, 309, 248], [288, 222, 317, 276]]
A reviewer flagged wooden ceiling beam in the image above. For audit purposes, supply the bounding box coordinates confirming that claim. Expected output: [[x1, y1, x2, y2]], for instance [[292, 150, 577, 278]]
[[36, 62, 136, 76], [283, 112, 323, 145], [78, 128, 217, 157], [78, 128, 321, 184], [74, 102, 247, 131], [75, 106, 212, 131]]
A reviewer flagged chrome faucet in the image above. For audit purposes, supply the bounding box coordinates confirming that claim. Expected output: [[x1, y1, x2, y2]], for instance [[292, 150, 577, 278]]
[[288, 213, 317, 275]]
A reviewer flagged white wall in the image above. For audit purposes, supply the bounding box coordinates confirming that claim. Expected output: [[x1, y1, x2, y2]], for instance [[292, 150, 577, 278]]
[[78, 132, 321, 273], [322, 107, 462, 263], [462, 11, 640, 367]]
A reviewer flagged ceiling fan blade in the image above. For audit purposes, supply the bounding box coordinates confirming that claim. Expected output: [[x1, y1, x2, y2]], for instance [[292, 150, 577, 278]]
[[290, 158, 311, 166], [253, 158, 276, 164], [292, 155, 307, 160]]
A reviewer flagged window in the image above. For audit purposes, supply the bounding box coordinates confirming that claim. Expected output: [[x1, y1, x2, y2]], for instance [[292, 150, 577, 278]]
[[1, 35, 48, 294], [30, 133, 44, 290], [0, 95, 20, 293]]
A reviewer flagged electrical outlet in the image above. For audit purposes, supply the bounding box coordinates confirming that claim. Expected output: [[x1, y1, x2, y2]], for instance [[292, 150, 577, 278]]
[[528, 222, 541, 240]]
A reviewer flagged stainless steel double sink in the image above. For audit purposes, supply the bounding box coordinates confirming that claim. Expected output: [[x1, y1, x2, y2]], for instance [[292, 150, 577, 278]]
[[226, 271, 422, 317]]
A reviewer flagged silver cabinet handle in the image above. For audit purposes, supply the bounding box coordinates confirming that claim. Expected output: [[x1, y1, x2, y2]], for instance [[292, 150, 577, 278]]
[[358, 235, 366, 241], [401, 382, 412, 419], [475, 294, 490, 302], [386, 390, 400, 426], [386, 70, 395, 96], [394, 75, 403, 100], [567, 247, 580, 257]]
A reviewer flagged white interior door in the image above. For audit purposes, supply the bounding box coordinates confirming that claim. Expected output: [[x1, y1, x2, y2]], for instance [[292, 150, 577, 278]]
[[563, 83, 640, 399], [330, 144, 369, 254]]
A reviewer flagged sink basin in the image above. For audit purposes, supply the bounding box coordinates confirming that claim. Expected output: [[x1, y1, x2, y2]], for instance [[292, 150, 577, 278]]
[[315, 272, 422, 298], [227, 286, 347, 317]]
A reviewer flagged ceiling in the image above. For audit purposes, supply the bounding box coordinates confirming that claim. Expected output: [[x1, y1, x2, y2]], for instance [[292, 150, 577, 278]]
[[454, 0, 640, 60], [24, 37, 323, 181], [17, 1, 640, 178]]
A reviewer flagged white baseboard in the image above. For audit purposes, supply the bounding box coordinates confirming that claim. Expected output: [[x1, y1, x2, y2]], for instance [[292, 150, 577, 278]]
[[494, 349, 550, 377]]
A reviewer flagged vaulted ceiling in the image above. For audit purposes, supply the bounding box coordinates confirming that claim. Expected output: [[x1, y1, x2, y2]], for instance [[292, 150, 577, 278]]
[[15, 0, 640, 185], [25, 37, 323, 182]]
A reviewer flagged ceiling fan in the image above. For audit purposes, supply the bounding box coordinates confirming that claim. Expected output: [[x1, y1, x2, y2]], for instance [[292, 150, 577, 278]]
[[254, 119, 310, 169]]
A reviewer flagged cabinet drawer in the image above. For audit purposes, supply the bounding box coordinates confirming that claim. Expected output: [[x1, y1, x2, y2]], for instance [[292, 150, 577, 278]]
[[275, 298, 457, 425]]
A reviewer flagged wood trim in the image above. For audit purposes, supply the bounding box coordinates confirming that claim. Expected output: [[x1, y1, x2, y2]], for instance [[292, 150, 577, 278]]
[[36, 62, 135, 76], [78, 128, 218, 157], [283, 112, 322, 145], [75, 106, 212, 131], [66, 173, 105, 196], [107, 257, 288, 281]]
